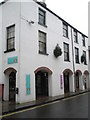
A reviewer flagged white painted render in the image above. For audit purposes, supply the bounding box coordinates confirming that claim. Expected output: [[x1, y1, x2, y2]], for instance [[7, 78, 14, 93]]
[[0, 5, 2, 85], [88, 1, 90, 89], [0, 0, 89, 103]]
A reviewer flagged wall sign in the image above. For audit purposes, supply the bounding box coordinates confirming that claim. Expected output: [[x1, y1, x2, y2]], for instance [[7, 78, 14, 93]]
[[8, 56, 18, 64], [26, 74, 30, 95], [60, 75, 63, 89]]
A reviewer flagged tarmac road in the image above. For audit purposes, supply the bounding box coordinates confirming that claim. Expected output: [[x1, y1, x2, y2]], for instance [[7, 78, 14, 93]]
[[1, 92, 89, 119]]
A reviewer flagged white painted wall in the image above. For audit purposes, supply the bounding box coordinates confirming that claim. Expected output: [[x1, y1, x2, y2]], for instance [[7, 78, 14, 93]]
[[88, 2, 90, 89], [0, 6, 2, 85], [0, 0, 89, 103], [1, 1, 21, 102]]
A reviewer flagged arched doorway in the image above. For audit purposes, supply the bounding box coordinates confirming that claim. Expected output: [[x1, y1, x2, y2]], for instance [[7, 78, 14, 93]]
[[4, 68, 17, 102], [34, 67, 52, 100], [75, 70, 82, 91], [9, 72, 16, 102], [83, 70, 89, 90], [63, 69, 73, 93]]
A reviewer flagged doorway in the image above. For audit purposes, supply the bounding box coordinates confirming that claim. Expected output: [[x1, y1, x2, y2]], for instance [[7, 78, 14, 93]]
[[76, 72, 79, 91], [64, 72, 69, 93], [9, 72, 16, 102], [35, 71, 48, 99]]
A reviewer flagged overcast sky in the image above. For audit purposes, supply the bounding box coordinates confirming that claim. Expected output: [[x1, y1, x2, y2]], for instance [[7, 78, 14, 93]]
[[0, 0, 89, 36]]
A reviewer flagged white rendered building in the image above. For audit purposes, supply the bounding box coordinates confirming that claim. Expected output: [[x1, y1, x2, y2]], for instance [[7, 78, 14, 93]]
[[88, 1, 90, 89], [0, 0, 89, 103]]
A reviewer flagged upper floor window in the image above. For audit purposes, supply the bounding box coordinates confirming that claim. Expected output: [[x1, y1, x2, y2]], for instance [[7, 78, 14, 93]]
[[64, 43, 69, 61], [82, 35, 85, 46], [39, 31, 47, 54], [75, 47, 79, 63], [38, 8, 46, 26], [7, 25, 15, 51], [74, 30, 78, 43], [83, 51, 87, 65], [63, 22, 68, 38]]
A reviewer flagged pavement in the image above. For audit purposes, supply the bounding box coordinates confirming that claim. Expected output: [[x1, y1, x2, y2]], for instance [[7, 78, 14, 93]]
[[1, 89, 89, 115]]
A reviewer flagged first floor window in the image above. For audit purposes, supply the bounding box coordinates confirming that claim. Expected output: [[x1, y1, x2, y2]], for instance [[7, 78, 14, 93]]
[[39, 31, 46, 54], [7, 25, 15, 51], [64, 43, 69, 61], [75, 47, 79, 63], [83, 51, 87, 65]]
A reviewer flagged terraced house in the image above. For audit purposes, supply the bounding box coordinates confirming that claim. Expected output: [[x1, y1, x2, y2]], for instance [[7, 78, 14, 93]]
[[0, 0, 89, 103]]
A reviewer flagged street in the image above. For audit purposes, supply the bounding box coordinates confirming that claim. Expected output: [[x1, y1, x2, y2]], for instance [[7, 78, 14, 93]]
[[1, 92, 88, 119]]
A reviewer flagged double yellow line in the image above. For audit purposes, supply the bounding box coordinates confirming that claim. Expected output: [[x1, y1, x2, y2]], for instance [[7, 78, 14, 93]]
[[0, 92, 87, 118]]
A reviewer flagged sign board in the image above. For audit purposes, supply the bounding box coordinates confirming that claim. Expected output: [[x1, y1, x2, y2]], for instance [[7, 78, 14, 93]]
[[26, 74, 30, 95], [60, 75, 63, 89], [8, 56, 18, 64]]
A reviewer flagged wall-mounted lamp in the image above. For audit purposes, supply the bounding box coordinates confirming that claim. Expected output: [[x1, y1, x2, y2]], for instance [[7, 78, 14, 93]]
[[28, 21, 34, 25], [21, 16, 34, 25]]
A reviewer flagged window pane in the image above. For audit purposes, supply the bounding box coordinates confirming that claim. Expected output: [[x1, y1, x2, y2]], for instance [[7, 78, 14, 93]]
[[63, 23, 68, 37], [82, 35, 85, 46], [74, 30, 78, 43], [75, 48, 79, 63], [39, 9, 46, 25], [64, 43, 69, 61], [39, 31, 46, 54], [7, 25, 15, 50]]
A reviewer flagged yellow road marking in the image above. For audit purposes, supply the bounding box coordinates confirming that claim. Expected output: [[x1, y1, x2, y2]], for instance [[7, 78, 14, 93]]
[[62, 92, 87, 101], [0, 92, 88, 118]]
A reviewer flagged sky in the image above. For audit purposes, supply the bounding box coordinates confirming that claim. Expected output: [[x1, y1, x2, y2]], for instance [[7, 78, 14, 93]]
[[0, 0, 89, 36]]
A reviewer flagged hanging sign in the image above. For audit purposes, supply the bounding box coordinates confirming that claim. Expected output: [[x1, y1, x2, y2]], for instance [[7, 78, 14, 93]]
[[26, 74, 30, 95], [60, 75, 63, 89]]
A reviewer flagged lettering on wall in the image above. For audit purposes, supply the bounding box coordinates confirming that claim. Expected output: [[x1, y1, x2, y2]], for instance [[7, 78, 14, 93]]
[[26, 74, 30, 95], [60, 75, 63, 89]]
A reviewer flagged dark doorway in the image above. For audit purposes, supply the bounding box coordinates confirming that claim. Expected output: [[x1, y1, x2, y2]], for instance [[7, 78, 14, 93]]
[[64, 72, 69, 93], [76, 72, 79, 91], [35, 71, 48, 99], [9, 72, 16, 102]]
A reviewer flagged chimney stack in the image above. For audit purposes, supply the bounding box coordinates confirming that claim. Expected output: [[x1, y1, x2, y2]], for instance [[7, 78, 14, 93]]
[[40, 0, 47, 7]]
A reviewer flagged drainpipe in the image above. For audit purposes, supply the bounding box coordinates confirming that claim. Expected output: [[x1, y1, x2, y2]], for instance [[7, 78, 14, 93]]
[[71, 28, 76, 92]]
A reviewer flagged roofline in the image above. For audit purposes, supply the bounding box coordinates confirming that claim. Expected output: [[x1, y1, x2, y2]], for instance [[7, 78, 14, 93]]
[[0, 0, 88, 38], [0, 0, 8, 5], [36, 1, 88, 38]]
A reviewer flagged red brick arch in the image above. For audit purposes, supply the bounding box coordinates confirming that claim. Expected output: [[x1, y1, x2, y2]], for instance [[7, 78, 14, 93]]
[[4, 67, 17, 74], [84, 70, 89, 75], [76, 70, 82, 74], [34, 67, 52, 74], [63, 69, 73, 74]]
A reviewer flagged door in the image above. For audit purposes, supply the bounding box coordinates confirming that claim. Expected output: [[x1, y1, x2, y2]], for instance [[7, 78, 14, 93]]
[[76, 72, 79, 90], [36, 71, 48, 99], [64, 72, 69, 93], [9, 72, 16, 102]]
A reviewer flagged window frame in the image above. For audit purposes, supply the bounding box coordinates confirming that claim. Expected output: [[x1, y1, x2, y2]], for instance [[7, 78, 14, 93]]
[[74, 29, 78, 43], [63, 22, 68, 38], [75, 47, 79, 64], [82, 35, 85, 47], [64, 42, 69, 61], [38, 30, 47, 55], [83, 50, 87, 65], [38, 8, 46, 26], [6, 24, 15, 52]]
